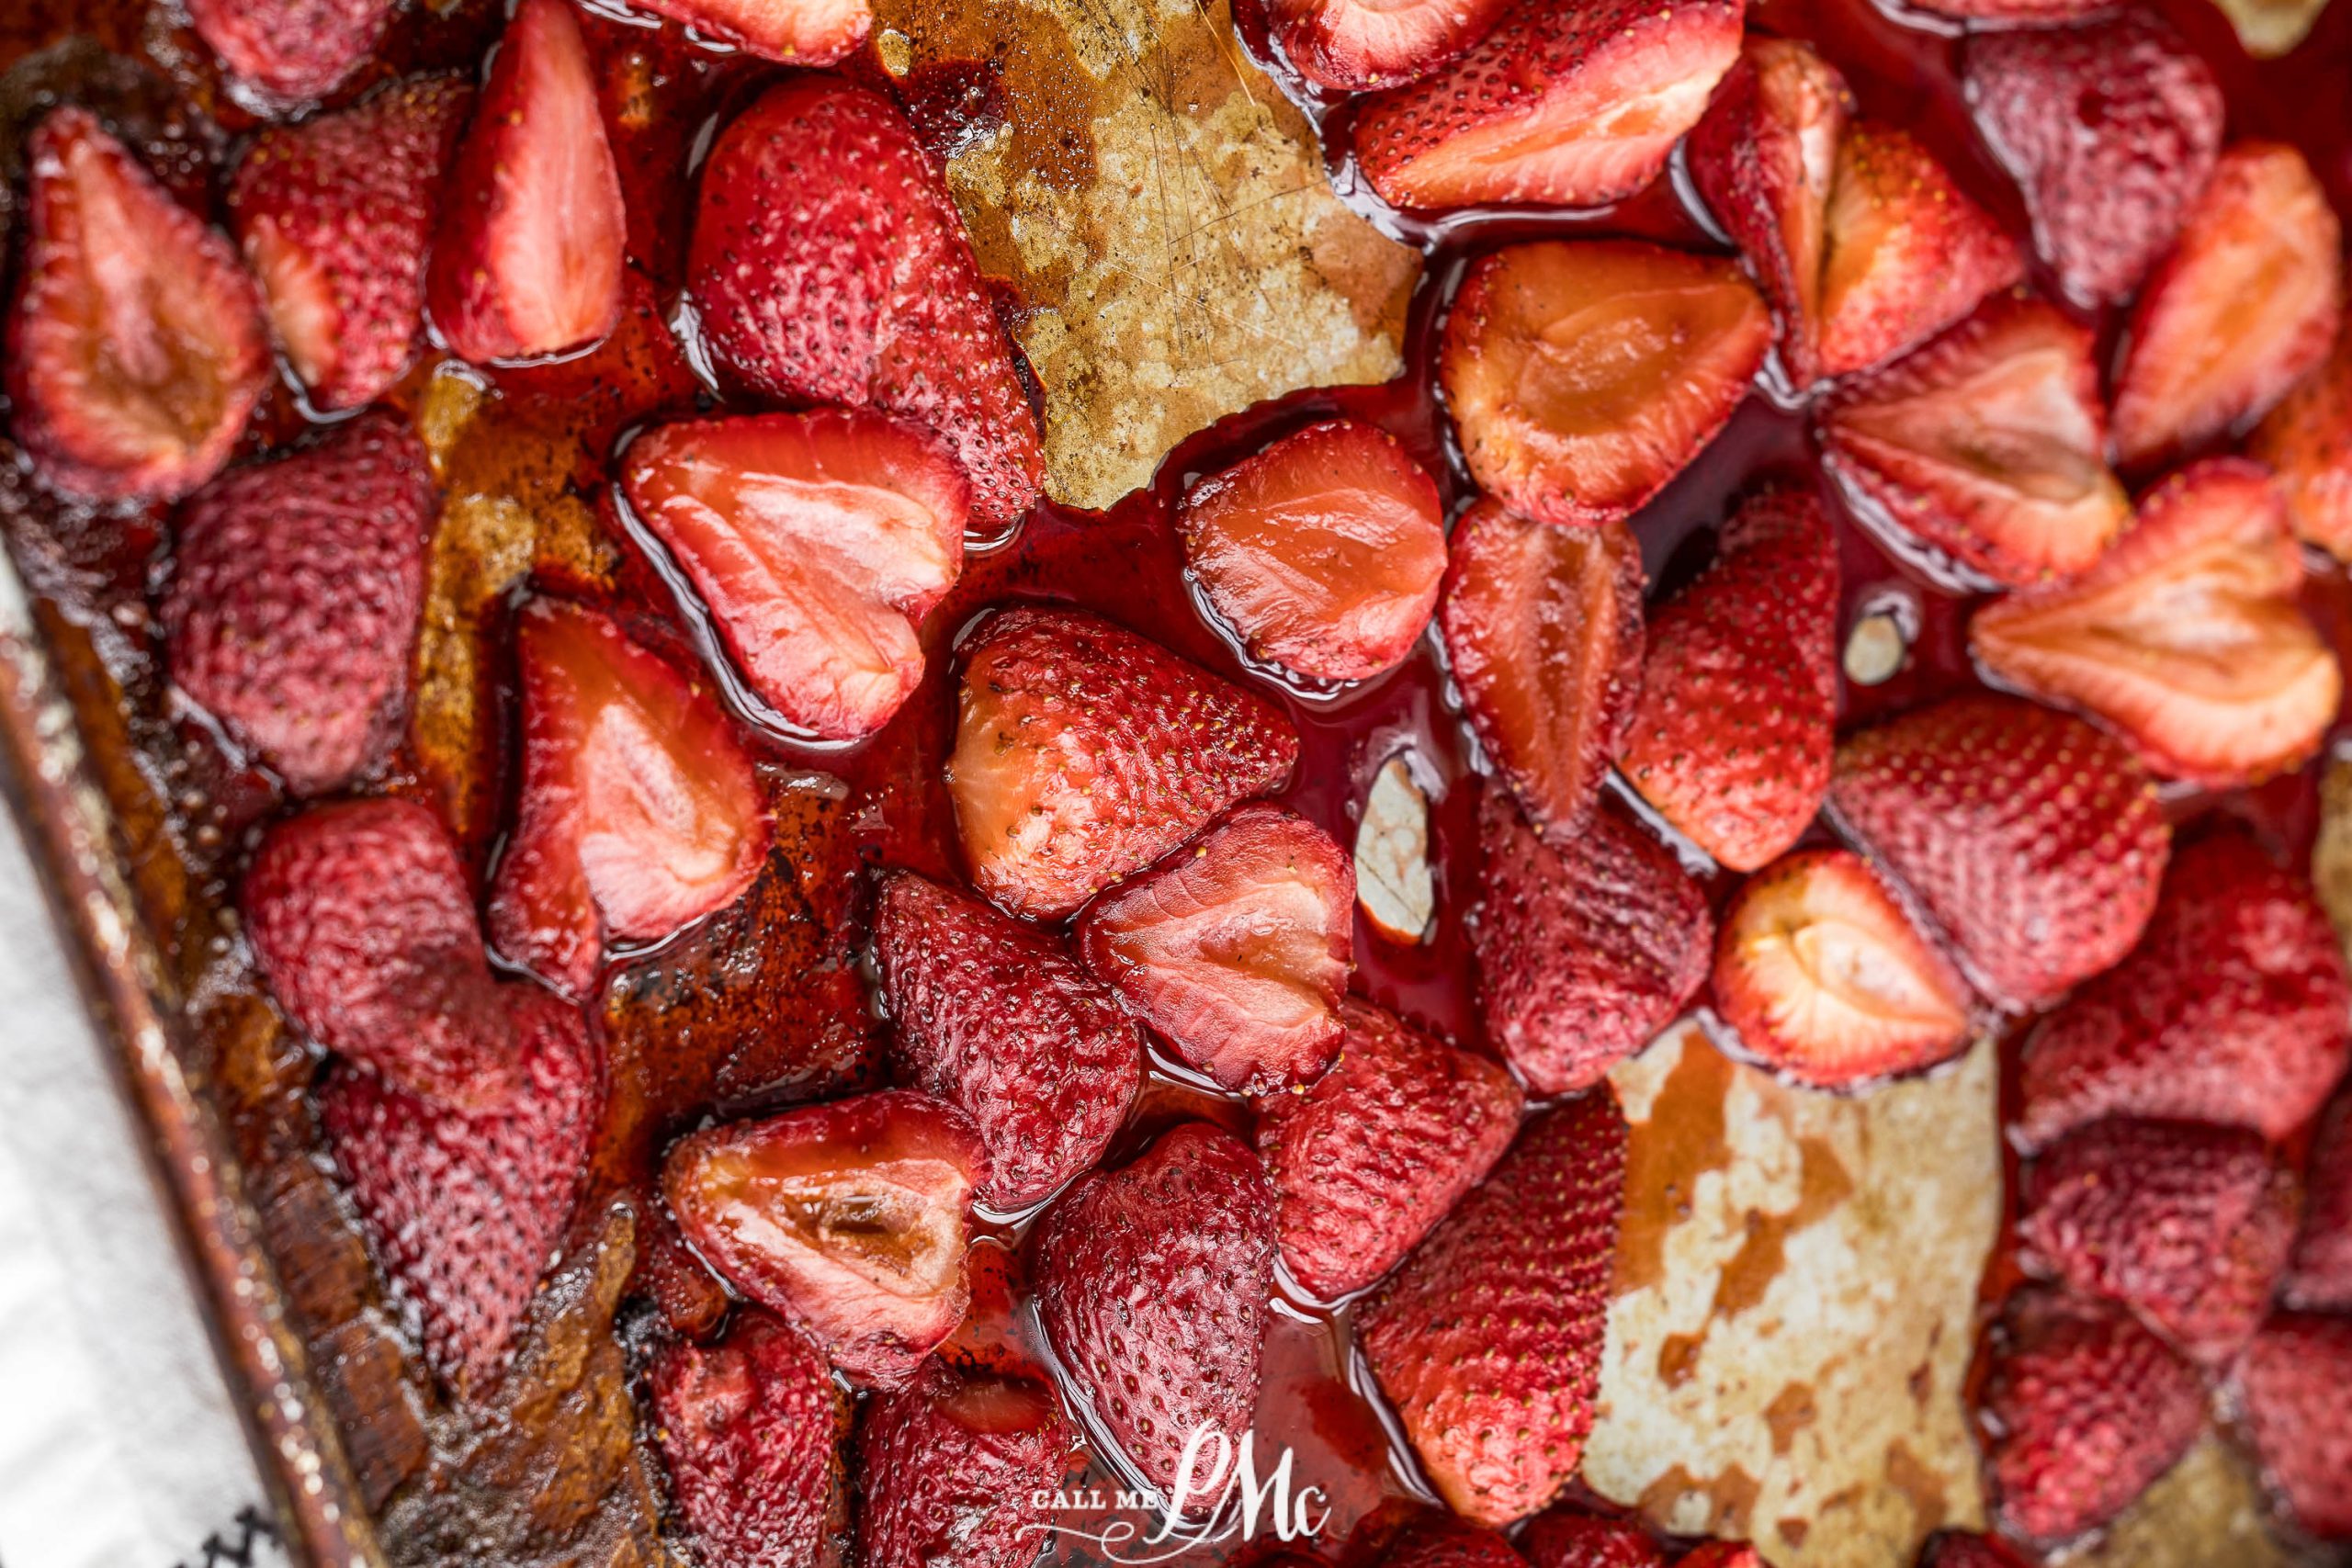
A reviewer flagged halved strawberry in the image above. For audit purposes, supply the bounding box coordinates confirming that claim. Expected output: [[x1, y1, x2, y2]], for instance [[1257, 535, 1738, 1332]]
[[1351, 0, 1741, 211], [425, 0, 627, 364], [622, 410, 969, 740], [486, 599, 769, 998], [1970, 460, 2340, 784], [2110, 141, 2345, 468], [1436, 500, 1644, 834], [1176, 419, 1447, 682], [2253, 314, 2352, 559], [1441, 242, 1770, 526], [2288, 1089, 2352, 1310], [625, 0, 870, 63], [187, 0, 392, 98], [2237, 1313, 2352, 1540], [663, 1089, 988, 1388], [1827, 694, 2169, 1010], [1262, 0, 1510, 90], [947, 607, 1299, 919], [854, 1360, 1074, 1568], [1076, 802, 1354, 1094], [1519, 1508, 1666, 1568], [1619, 486, 1838, 871], [1819, 296, 2130, 588], [6, 108, 268, 503], [1908, 0, 2109, 18]]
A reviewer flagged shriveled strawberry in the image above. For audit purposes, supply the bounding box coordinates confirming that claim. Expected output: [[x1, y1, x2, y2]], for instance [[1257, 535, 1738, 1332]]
[[626, 0, 869, 63], [2287, 1089, 2352, 1309], [687, 78, 1044, 531], [1472, 789, 1711, 1096], [1380, 1517, 1529, 1568], [663, 1089, 988, 1388], [622, 410, 969, 740], [320, 986, 600, 1393], [2017, 832, 2352, 1149], [1619, 486, 1838, 871], [1815, 125, 2022, 381], [1262, 0, 1510, 90], [1442, 242, 1769, 526], [1254, 997, 1522, 1300], [161, 413, 433, 795], [229, 76, 473, 412], [1360, 1089, 1628, 1527], [1033, 1121, 1275, 1495], [1963, 14, 2223, 308], [2237, 1312, 2352, 1540], [947, 607, 1298, 919], [1917, 1534, 2034, 1568], [2111, 141, 2345, 468], [2253, 314, 2352, 559], [1678, 1550, 1762, 1568], [1436, 501, 1644, 834], [1076, 803, 1353, 1093], [1176, 419, 1447, 682], [1818, 296, 2129, 587], [1827, 694, 2168, 1010], [6, 108, 268, 503], [1970, 460, 2340, 784], [486, 599, 769, 998], [1980, 1288, 2204, 1546], [873, 870, 1140, 1210], [1352, 0, 1740, 211], [1519, 1508, 1665, 1568], [425, 0, 626, 364], [187, 0, 391, 98], [854, 1360, 1074, 1568]]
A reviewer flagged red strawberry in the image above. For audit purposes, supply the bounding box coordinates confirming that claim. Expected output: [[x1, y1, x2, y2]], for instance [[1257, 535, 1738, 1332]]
[[1827, 694, 2169, 1010], [228, 76, 473, 412], [1261, 0, 1510, 90], [947, 607, 1298, 919], [1969, 459, 2340, 784], [1253, 996, 1523, 1301], [2287, 1089, 2352, 1309], [425, 0, 627, 364], [1076, 803, 1354, 1094], [663, 1089, 989, 1388], [1713, 848, 1973, 1089], [2015, 832, 2352, 1148], [1472, 789, 1711, 1096], [1619, 486, 1838, 871], [2253, 314, 2352, 560], [1519, 1508, 1666, 1568], [1359, 1089, 1628, 1526], [1380, 1517, 1529, 1568], [1917, 1534, 2035, 1568], [1907, 0, 2108, 19], [1032, 1121, 1275, 1496], [872, 869, 1141, 1210], [161, 413, 433, 795], [1436, 500, 1644, 834], [2018, 1117, 2298, 1363], [187, 0, 391, 98], [487, 599, 769, 998], [687, 78, 1045, 532], [2236, 1312, 2352, 1540], [2110, 142, 2345, 468], [1441, 242, 1770, 526], [1962, 14, 2223, 308], [6, 108, 268, 503], [1679, 1550, 1762, 1568], [647, 1309, 849, 1568], [1818, 295, 2130, 588], [1979, 1288, 2205, 1546], [854, 1360, 1074, 1568], [1815, 125, 2022, 381], [320, 986, 601, 1393], [621, 410, 970, 740], [1176, 419, 1448, 682], [626, 0, 870, 63]]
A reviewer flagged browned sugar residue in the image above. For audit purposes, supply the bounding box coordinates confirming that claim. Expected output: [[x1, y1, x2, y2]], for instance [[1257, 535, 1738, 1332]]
[[1886, 1438, 1950, 1535], [1639, 1462, 1763, 1535], [1657, 1330, 1705, 1389], [1778, 1517, 1811, 1549], [1717, 1134, 1858, 1318], [1615, 1038, 1736, 1297], [1764, 1381, 1817, 1455]]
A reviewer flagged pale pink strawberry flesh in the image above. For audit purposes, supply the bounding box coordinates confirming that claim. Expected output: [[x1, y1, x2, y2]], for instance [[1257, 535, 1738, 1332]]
[[631, 0, 872, 62]]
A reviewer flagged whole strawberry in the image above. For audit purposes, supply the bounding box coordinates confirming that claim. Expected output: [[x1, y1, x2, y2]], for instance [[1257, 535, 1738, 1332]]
[[1379, 1517, 1529, 1568], [2236, 1312, 2352, 1540], [854, 1360, 1073, 1568], [2288, 1089, 2352, 1309], [1519, 1506, 1665, 1568], [187, 0, 391, 97]]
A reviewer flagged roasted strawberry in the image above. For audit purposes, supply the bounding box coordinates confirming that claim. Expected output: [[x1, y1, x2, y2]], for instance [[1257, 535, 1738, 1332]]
[[627, 0, 869, 62], [187, 0, 391, 98], [1442, 242, 1769, 526], [320, 986, 600, 1393], [1818, 296, 2130, 588], [687, 78, 1044, 531], [1519, 1507, 1665, 1568], [622, 411, 970, 739], [425, 0, 626, 363], [1254, 997, 1523, 1300], [1917, 1534, 2034, 1568], [947, 607, 1298, 919], [872, 870, 1140, 1210], [2287, 1089, 2352, 1309], [1360, 1089, 1628, 1526], [1620, 487, 1838, 870], [1963, 14, 2223, 307], [6, 108, 268, 502], [2236, 1312, 2352, 1540], [854, 1360, 1073, 1568], [161, 413, 433, 795], [664, 1089, 988, 1387], [1176, 420, 1447, 682], [229, 76, 473, 412], [1970, 460, 2340, 784], [1380, 1517, 1529, 1568], [1827, 694, 2168, 1009], [1436, 501, 1644, 834], [1908, 0, 2108, 19], [2253, 314, 2352, 559], [2110, 142, 2344, 468], [2016, 832, 2352, 1149], [1033, 1121, 1275, 1496], [1262, 0, 1510, 90], [1679, 1550, 1763, 1568]]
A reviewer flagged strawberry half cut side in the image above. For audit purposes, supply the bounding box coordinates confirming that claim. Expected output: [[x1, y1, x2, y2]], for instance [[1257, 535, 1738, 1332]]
[[2254, 312, 2352, 561], [1261, 0, 1512, 91], [626, 0, 872, 64]]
